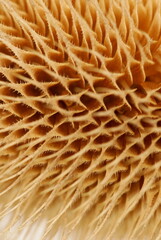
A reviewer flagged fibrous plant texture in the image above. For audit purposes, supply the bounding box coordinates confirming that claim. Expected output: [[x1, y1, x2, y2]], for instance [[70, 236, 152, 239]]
[[0, 0, 161, 239]]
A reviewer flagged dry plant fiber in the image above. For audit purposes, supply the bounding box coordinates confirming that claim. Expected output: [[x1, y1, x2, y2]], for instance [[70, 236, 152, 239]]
[[0, 0, 161, 239]]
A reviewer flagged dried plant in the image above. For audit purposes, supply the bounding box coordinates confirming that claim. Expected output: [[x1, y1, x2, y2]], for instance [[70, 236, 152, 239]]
[[0, 0, 161, 239]]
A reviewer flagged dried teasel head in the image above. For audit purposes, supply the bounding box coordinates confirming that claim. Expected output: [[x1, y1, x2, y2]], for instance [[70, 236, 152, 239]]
[[0, 0, 161, 239]]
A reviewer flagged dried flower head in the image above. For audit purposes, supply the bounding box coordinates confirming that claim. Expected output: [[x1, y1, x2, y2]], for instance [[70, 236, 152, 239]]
[[0, 0, 161, 239]]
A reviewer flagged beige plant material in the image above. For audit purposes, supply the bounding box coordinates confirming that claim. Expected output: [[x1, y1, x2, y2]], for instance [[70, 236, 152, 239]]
[[0, 0, 161, 239]]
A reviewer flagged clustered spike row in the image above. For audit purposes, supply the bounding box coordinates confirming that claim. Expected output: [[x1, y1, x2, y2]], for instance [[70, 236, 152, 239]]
[[0, 0, 161, 239]]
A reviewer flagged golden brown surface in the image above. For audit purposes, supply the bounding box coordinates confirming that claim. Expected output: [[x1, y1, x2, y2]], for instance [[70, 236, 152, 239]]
[[0, 0, 161, 239]]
